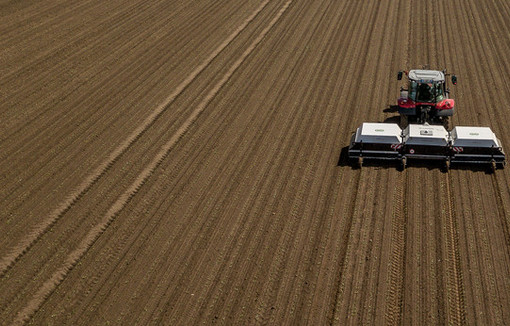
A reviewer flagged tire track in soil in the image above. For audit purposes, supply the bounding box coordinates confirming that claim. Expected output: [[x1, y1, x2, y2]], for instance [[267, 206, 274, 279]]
[[491, 174, 510, 247], [0, 0, 262, 320], [61, 78, 282, 324], [2, 0, 510, 324], [384, 171, 407, 325], [11, 1, 292, 324], [0, 0, 272, 279], [358, 0, 410, 323], [168, 1, 326, 324], [328, 168, 364, 325], [441, 173, 466, 325]]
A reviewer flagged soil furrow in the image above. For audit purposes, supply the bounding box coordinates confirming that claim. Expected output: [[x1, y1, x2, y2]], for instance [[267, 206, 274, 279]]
[[442, 173, 466, 325]]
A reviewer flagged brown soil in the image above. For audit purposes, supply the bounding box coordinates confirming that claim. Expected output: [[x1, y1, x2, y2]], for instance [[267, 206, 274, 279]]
[[1, 0, 510, 324]]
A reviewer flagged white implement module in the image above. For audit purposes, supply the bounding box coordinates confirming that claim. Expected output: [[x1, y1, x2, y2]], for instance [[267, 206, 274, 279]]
[[348, 123, 506, 171], [450, 126, 505, 168], [347, 123, 403, 167], [402, 124, 450, 162]]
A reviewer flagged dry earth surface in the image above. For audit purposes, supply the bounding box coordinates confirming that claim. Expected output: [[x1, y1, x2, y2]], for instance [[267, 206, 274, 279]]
[[1, 0, 510, 325]]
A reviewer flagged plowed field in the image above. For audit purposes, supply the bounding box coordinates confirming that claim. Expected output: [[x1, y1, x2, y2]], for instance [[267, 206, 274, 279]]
[[2, 0, 510, 324]]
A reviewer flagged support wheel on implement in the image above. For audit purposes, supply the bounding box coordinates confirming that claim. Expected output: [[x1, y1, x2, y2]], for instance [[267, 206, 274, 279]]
[[445, 159, 450, 172], [491, 160, 497, 173], [401, 156, 407, 170], [358, 156, 363, 168]]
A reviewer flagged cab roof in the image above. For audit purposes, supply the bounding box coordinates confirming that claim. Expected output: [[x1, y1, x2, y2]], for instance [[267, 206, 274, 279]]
[[408, 70, 445, 83]]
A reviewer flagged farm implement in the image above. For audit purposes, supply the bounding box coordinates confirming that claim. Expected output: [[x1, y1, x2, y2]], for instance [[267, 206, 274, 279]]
[[348, 123, 505, 171], [347, 68, 506, 171]]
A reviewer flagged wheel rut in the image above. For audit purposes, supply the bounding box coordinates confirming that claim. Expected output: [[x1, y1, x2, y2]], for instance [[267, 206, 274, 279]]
[[384, 170, 407, 325], [441, 172, 466, 325]]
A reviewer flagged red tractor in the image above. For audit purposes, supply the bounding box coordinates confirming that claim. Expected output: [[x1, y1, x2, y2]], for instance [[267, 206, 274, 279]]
[[397, 69, 457, 129]]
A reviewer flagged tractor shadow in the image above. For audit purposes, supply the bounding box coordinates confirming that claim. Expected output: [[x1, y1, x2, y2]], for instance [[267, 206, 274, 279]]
[[383, 105, 399, 113], [382, 105, 401, 124], [382, 116, 400, 124]]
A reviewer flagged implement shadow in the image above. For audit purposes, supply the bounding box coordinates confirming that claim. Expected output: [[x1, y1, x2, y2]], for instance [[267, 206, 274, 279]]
[[337, 146, 399, 170]]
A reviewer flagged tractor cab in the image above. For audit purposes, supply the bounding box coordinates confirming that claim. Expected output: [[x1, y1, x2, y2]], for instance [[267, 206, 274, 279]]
[[407, 70, 445, 103], [397, 69, 457, 129]]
